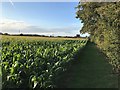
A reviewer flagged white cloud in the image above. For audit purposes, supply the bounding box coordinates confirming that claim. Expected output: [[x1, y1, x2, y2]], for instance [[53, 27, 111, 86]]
[[0, 18, 30, 33], [0, 18, 89, 37]]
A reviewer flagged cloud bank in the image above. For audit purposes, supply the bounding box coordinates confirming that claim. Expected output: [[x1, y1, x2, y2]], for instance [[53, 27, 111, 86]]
[[0, 18, 89, 36]]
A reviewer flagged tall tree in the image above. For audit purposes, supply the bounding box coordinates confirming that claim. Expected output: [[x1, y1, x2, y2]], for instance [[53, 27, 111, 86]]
[[76, 2, 120, 73]]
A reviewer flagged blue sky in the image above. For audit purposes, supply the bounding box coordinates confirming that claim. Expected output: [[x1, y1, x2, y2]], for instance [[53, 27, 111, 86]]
[[1, 2, 88, 37]]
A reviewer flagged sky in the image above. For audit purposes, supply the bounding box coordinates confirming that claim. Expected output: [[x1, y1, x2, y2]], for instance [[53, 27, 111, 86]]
[[1, 2, 89, 37]]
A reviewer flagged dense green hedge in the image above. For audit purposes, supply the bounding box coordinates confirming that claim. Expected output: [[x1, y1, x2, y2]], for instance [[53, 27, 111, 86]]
[[76, 2, 120, 73]]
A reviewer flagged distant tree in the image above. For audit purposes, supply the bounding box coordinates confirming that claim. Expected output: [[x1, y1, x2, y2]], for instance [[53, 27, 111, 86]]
[[76, 34, 80, 38], [3, 33, 9, 35], [58, 36, 62, 38], [50, 35, 54, 37], [20, 33, 23, 36], [0, 32, 3, 35]]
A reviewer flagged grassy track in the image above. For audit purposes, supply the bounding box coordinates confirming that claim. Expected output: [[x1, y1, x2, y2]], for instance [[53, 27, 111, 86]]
[[57, 42, 118, 88]]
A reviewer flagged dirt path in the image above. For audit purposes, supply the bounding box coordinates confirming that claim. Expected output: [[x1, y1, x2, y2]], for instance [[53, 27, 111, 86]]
[[57, 42, 118, 88]]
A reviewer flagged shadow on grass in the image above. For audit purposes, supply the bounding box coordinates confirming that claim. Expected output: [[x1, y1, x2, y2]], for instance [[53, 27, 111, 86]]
[[55, 42, 118, 88]]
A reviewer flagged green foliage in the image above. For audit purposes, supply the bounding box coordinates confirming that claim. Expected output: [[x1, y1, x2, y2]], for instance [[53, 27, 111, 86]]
[[1, 38, 87, 88], [76, 2, 120, 73]]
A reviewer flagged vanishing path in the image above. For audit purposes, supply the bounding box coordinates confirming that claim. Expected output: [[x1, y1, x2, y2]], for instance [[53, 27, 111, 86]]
[[57, 42, 118, 88]]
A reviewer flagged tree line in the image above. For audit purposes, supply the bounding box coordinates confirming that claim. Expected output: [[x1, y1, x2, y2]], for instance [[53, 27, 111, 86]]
[[76, 2, 120, 73]]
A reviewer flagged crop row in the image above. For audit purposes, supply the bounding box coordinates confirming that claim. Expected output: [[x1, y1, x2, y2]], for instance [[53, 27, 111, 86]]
[[0, 39, 87, 88]]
